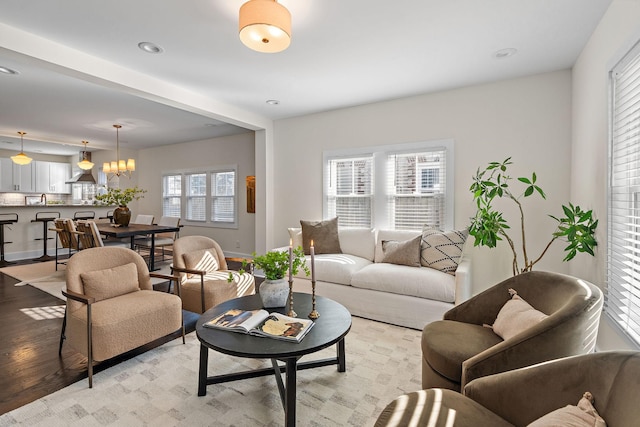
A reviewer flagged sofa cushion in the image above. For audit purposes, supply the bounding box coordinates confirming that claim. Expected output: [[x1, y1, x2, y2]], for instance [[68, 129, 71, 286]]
[[338, 228, 375, 261], [80, 262, 140, 302], [492, 289, 548, 341], [381, 236, 422, 267], [421, 227, 469, 275], [422, 320, 503, 382], [351, 262, 456, 302], [300, 217, 342, 255], [375, 229, 422, 263], [528, 392, 606, 427], [293, 253, 372, 285]]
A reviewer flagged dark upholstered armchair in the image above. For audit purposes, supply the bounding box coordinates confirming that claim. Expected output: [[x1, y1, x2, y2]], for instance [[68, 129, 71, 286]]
[[61, 247, 184, 388], [376, 351, 640, 427], [421, 271, 603, 392]]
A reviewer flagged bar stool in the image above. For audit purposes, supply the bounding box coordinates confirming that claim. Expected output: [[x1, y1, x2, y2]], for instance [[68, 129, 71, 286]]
[[73, 211, 95, 221], [0, 213, 18, 267], [31, 211, 60, 262]]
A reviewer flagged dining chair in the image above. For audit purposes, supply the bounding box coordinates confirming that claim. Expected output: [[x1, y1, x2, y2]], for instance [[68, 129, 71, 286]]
[[134, 216, 181, 263], [49, 218, 80, 270], [131, 214, 154, 225]]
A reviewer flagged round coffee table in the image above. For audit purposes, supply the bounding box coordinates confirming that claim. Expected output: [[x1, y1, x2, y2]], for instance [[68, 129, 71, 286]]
[[196, 292, 351, 427]]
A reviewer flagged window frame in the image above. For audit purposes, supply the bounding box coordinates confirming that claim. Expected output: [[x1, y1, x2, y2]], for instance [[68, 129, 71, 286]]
[[161, 165, 238, 229], [323, 139, 454, 231]]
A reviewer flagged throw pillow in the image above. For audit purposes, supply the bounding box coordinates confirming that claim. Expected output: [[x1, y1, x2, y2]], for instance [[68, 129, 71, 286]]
[[420, 226, 468, 275], [528, 392, 606, 427], [300, 217, 342, 255], [183, 248, 220, 274], [80, 262, 139, 302], [381, 236, 422, 267], [492, 289, 548, 340]]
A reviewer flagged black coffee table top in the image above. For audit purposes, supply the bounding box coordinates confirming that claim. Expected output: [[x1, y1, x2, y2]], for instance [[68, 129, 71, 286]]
[[196, 292, 352, 359]]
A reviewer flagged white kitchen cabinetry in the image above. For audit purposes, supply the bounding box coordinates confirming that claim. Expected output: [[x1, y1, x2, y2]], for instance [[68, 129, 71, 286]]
[[35, 161, 71, 194], [0, 157, 36, 192]]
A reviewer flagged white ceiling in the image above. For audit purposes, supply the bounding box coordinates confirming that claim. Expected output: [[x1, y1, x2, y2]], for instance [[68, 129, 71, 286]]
[[0, 0, 612, 156]]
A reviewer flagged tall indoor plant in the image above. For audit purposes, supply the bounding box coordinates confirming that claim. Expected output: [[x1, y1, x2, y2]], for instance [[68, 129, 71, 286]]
[[94, 186, 146, 227], [469, 158, 598, 275], [251, 247, 310, 307]]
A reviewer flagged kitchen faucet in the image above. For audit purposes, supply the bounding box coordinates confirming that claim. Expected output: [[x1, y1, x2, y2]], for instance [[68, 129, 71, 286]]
[[40, 194, 46, 205]]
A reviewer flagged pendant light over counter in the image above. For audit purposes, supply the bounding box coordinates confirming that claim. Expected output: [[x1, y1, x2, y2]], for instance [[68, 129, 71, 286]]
[[11, 131, 32, 165]]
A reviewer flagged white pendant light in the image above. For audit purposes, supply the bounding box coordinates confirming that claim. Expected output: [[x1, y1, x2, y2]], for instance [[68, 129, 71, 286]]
[[11, 131, 32, 165], [239, 0, 291, 53], [77, 140, 95, 170]]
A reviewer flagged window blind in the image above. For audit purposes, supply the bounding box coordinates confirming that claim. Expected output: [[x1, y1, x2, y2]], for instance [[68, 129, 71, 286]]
[[162, 174, 182, 218], [607, 40, 640, 345], [326, 156, 373, 228], [186, 173, 206, 221], [211, 171, 235, 223], [387, 149, 447, 230]]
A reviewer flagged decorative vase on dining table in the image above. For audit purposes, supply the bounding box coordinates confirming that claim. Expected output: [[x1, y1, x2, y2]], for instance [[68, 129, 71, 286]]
[[259, 278, 288, 308], [113, 205, 131, 227]]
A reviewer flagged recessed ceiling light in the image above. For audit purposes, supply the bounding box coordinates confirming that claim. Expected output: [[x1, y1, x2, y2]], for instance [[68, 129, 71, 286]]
[[0, 66, 19, 75], [266, 99, 280, 105], [138, 42, 164, 54], [494, 48, 518, 59]]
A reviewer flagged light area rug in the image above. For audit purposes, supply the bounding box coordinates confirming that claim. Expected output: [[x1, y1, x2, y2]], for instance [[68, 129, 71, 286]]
[[0, 316, 422, 426], [1, 261, 174, 301]]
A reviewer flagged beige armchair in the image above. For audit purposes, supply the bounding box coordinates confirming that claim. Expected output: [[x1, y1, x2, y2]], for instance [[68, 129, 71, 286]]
[[376, 351, 640, 427], [60, 246, 184, 388], [172, 235, 255, 313], [421, 271, 603, 392]]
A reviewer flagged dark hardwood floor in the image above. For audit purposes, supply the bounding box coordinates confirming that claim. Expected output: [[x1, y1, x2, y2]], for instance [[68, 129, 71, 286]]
[[0, 258, 199, 415]]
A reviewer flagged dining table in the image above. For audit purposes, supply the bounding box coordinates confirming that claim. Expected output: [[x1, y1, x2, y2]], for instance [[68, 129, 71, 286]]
[[95, 222, 180, 271]]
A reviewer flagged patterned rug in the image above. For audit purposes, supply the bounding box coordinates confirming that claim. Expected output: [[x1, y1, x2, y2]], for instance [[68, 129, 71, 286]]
[[0, 317, 422, 426]]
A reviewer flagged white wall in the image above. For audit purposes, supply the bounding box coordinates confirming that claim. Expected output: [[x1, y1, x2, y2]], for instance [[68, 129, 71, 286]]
[[135, 132, 256, 256], [273, 70, 574, 293], [571, 0, 640, 351]]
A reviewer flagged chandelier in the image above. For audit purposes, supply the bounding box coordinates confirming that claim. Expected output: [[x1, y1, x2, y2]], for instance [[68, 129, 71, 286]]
[[77, 140, 94, 170], [239, 0, 291, 53], [102, 124, 135, 179], [11, 131, 32, 165]]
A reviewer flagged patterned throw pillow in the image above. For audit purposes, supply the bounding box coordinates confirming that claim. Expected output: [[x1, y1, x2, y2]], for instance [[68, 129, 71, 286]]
[[420, 226, 468, 274]]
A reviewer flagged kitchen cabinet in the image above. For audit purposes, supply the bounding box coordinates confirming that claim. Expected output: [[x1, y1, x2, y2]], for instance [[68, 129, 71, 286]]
[[35, 161, 71, 194], [0, 157, 36, 192]]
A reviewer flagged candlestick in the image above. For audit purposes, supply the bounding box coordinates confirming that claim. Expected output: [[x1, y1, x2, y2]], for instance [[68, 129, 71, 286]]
[[288, 239, 293, 282], [309, 279, 319, 319], [287, 278, 296, 318]]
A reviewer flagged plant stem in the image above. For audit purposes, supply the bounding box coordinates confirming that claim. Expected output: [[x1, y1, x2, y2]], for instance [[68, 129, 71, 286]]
[[499, 229, 520, 275], [528, 237, 558, 271]]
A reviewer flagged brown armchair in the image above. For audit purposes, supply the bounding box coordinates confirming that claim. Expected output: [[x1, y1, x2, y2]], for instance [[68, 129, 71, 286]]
[[421, 271, 603, 392], [60, 246, 184, 388], [376, 351, 640, 427], [172, 235, 255, 314]]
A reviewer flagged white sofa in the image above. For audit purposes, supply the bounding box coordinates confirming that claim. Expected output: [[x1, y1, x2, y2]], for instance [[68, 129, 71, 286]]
[[285, 228, 472, 330]]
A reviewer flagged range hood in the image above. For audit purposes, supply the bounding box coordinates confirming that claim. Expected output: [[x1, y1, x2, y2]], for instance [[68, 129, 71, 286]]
[[66, 151, 97, 184]]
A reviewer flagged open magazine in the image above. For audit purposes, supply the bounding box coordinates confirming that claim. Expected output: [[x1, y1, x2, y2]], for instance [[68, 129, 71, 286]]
[[203, 309, 315, 343]]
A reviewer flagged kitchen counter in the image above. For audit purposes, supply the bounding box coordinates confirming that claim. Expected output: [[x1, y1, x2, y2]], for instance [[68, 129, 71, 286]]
[[0, 205, 116, 261]]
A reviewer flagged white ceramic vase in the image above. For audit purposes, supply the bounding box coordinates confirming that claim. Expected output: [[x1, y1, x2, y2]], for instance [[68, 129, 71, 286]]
[[259, 278, 288, 308]]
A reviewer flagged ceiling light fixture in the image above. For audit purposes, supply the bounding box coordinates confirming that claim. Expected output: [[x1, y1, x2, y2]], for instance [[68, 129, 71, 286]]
[[77, 140, 94, 170], [138, 41, 164, 54], [103, 124, 135, 179], [239, 0, 291, 53], [11, 131, 32, 165]]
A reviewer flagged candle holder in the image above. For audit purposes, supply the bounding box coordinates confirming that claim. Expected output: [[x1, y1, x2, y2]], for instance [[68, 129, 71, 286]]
[[287, 279, 297, 318], [308, 280, 320, 319]]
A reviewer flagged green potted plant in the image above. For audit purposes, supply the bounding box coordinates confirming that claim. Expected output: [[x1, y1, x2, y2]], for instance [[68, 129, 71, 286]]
[[251, 247, 310, 307], [469, 157, 598, 275], [94, 186, 147, 227]]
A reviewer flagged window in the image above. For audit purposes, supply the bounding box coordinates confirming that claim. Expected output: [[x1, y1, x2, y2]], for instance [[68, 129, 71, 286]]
[[607, 40, 640, 346], [211, 171, 235, 224], [324, 140, 453, 231], [326, 156, 374, 228], [162, 174, 181, 218], [162, 166, 238, 228]]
